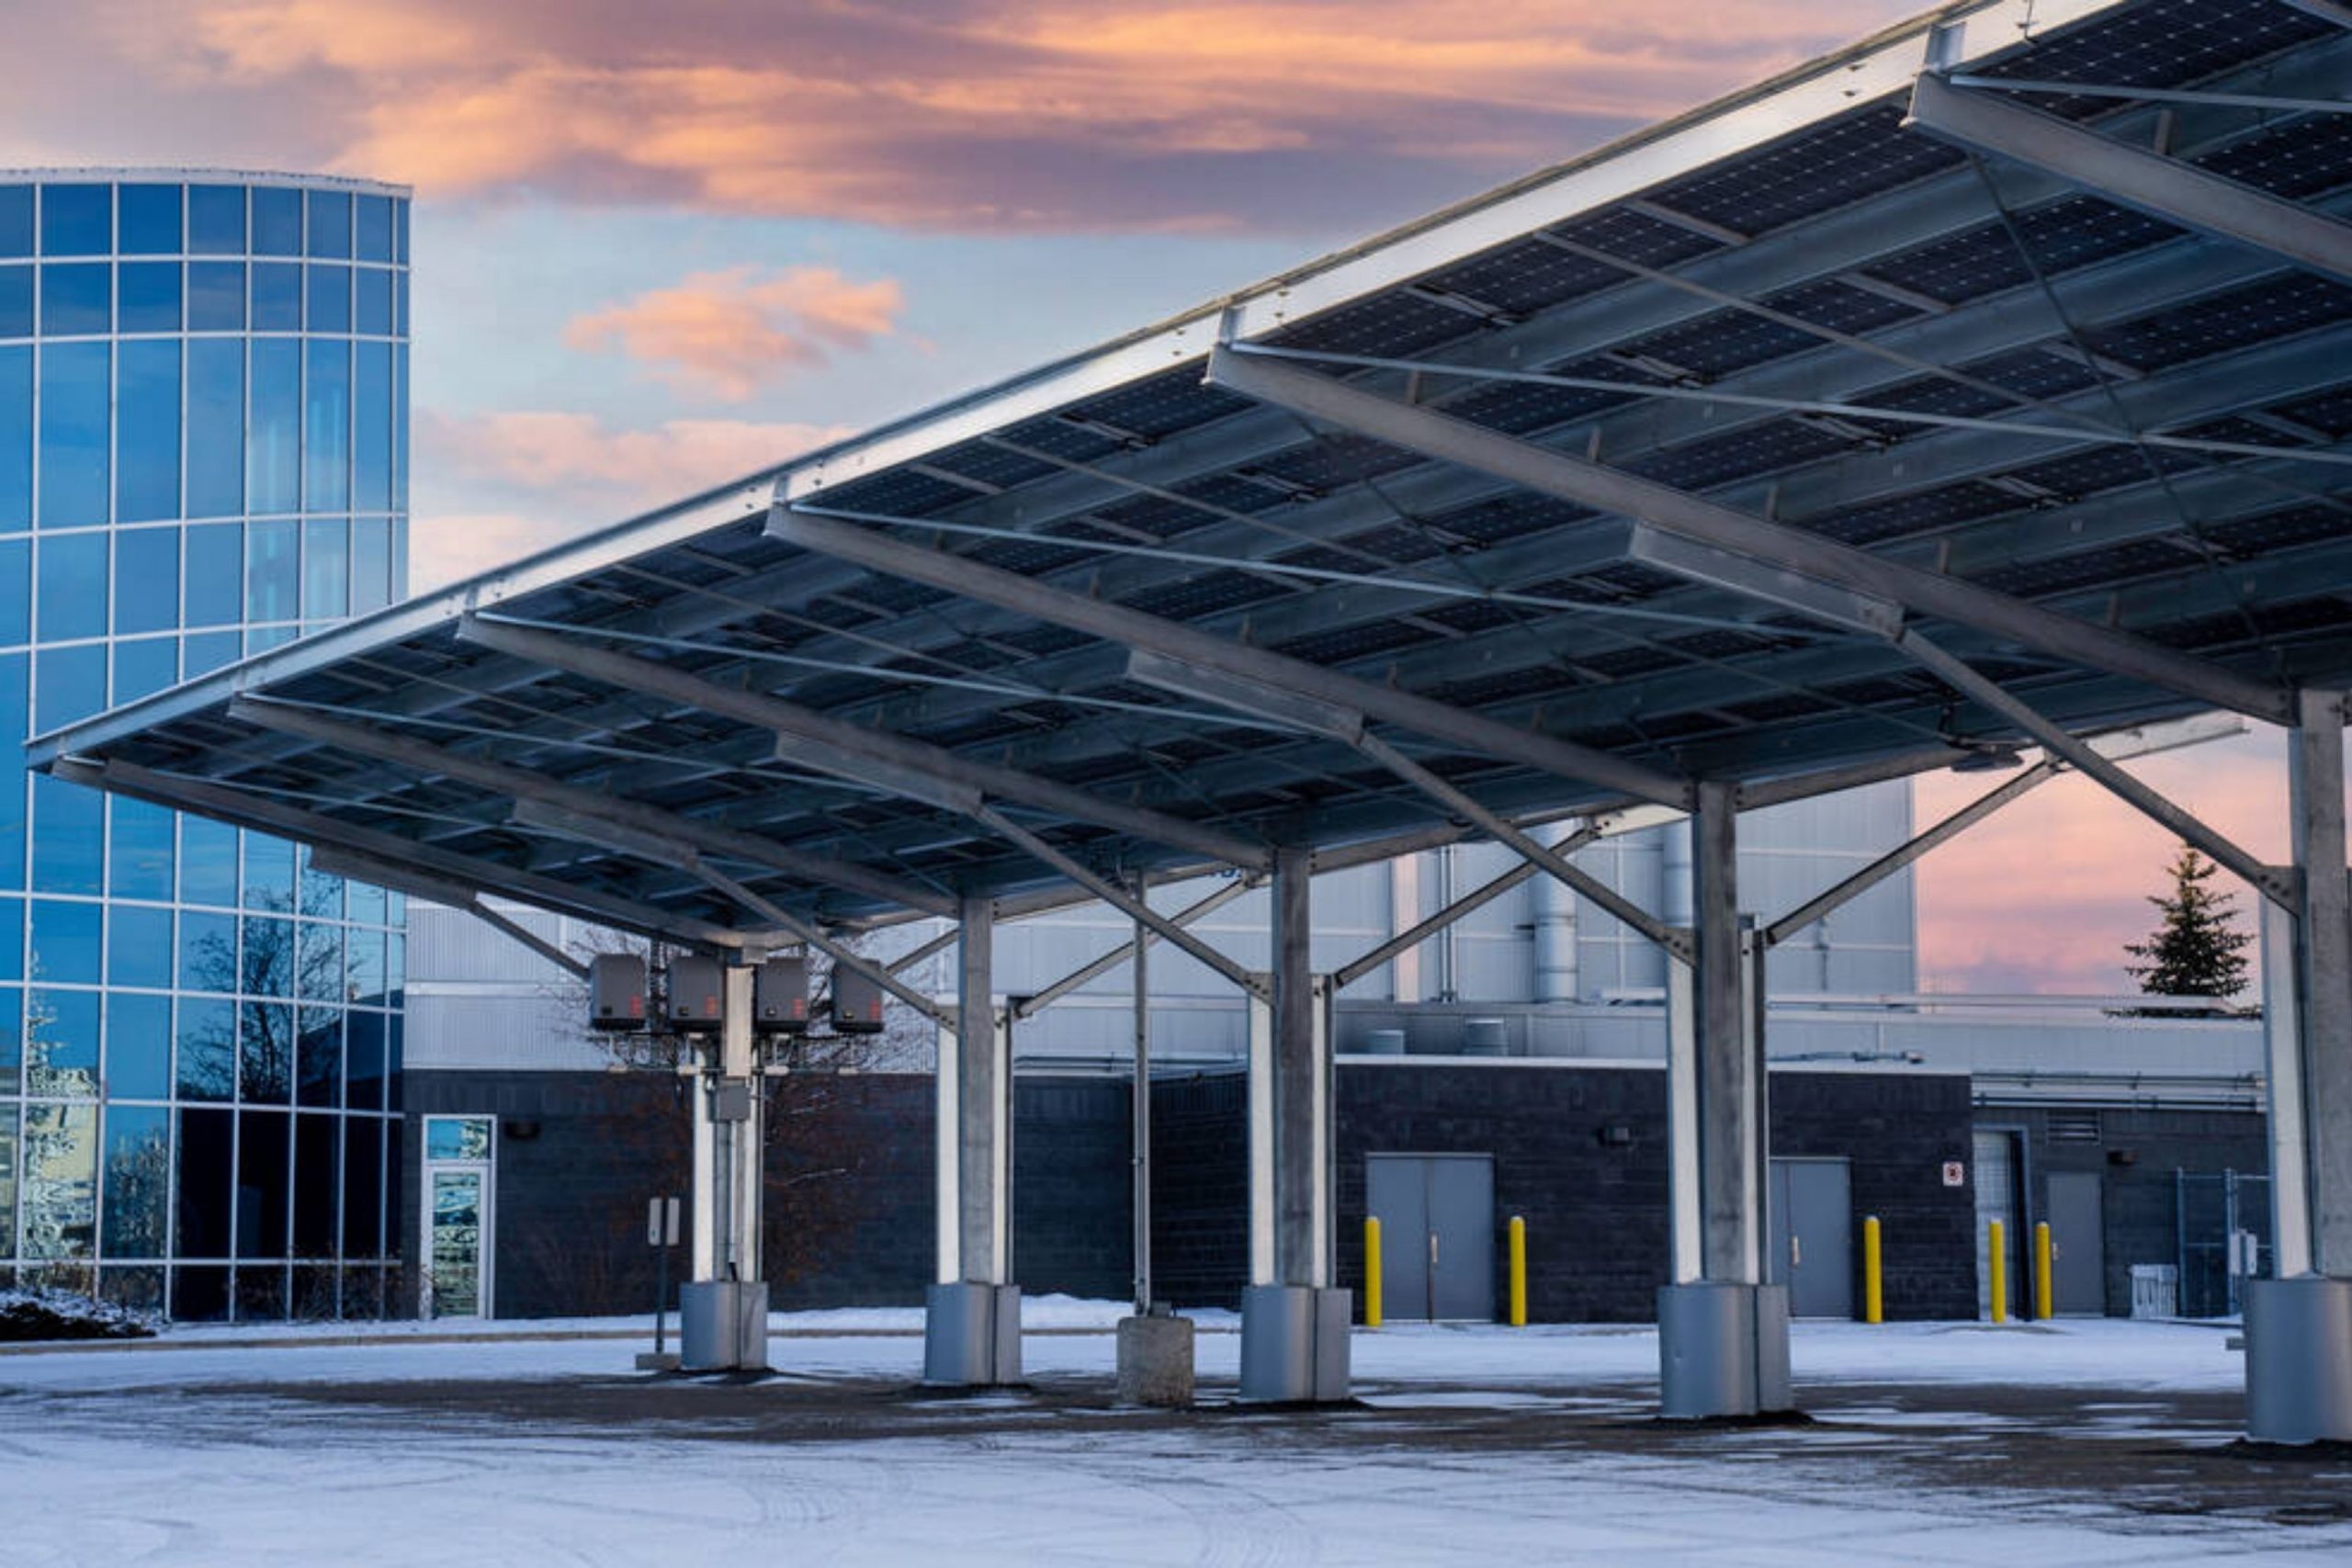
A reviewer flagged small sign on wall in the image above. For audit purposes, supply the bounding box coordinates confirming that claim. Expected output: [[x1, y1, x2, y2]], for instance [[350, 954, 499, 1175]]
[[1942, 1161, 1967, 1188]]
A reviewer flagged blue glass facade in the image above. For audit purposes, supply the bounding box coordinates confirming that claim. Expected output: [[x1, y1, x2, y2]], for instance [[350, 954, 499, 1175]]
[[0, 174, 410, 1320]]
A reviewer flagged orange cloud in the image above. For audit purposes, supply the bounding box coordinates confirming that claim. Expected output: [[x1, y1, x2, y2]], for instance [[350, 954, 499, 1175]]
[[563, 267, 905, 402], [47, 0, 1922, 232]]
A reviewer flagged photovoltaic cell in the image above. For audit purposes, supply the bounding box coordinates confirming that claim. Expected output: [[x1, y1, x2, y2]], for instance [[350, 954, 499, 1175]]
[[1646, 107, 1964, 238]]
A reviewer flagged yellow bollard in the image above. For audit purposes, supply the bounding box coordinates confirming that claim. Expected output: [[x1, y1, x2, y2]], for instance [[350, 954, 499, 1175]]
[[1862, 1215, 1883, 1325], [1364, 1216, 1383, 1329], [2034, 1221, 2054, 1321], [1508, 1215, 1527, 1327], [1988, 1219, 2007, 1325]]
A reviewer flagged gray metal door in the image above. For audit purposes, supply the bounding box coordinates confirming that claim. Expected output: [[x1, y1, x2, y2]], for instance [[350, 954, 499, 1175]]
[[2046, 1171, 2107, 1315], [1366, 1154, 1494, 1321], [1769, 1157, 1853, 1318]]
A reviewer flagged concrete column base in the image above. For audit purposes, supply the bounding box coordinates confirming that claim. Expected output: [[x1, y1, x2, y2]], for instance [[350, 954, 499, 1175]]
[[678, 1280, 769, 1372], [1657, 1281, 1791, 1419], [1115, 1314, 1197, 1406], [2245, 1276, 2352, 1444], [924, 1282, 1023, 1386], [1238, 1285, 1351, 1403]]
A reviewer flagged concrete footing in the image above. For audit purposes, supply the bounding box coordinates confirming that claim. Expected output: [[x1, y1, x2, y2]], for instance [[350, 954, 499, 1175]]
[[1657, 1281, 1791, 1419], [678, 1280, 769, 1372], [2245, 1276, 2352, 1444], [1115, 1314, 1196, 1406], [924, 1281, 1023, 1386], [1238, 1284, 1351, 1403]]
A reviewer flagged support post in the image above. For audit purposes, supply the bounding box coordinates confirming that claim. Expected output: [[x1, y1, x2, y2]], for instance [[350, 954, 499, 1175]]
[[926, 897, 1021, 1386], [1239, 848, 1351, 1401], [1114, 881, 1195, 1406], [680, 962, 769, 1371], [2246, 689, 2352, 1444], [1658, 783, 1790, 1418]]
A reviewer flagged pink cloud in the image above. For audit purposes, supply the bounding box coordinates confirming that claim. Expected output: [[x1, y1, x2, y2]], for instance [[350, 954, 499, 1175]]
[[10, 0, 1926, 232], [562, 267, 905, 402]]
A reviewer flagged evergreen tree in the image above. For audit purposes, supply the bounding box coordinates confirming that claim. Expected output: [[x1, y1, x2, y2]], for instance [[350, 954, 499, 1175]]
[[2125, 843, 2252, 998]]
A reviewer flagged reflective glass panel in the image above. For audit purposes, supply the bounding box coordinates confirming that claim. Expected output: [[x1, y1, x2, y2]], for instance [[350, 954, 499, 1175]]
[[0, 984, 17, 1094], [187, 339, 243, 518], [36, 342, 107, 528], [345, 925, 386, 1005], [241, 1000, 293, 1102], [250, 263, 300, 332], [28, 897, 100, 984], [301, 517, 346, 619], [187, 261, 244, 333], [20, 1102, 97, 1258], [354, 340, 390, 513], [0, 186, 29, 257], [177, 908, 235, 991], [0, 536, 26, 644], [306, 264, 350, 333], [107, 906, 173, 992], [392, 344, 408, 511], [0, 662, 27, 886], [175, 997, 235, 1102], [346, 878, 385, 927], [242, 914, 294, 993], [0, 900, 18, 982], [245, 518, 297, 624], [181, 821, 238, 909], [40, 263, 109, 335], [183, 523, 241, 626], [425, 1118, 493, 1161], [116, 341, 182, 523], [352, 516, 390, 615], [356, 266, 392, 335], [250, 339, 300, 513], [183, 629, 239, 677], [428, 1169, 484, 1316], [345, 1010, 383, 1110], [38, 529, 106, 638], [112, 635, 175, 705], [0, 345, 27, 530], [0, 265, 28, 339], [118, 186, 180, 255], [27, 986, 100, 1096], [39, 185, 109, 256], [295, 920, 341, 1003], [238, 1111, 291, 1259], [306, 192, 350, 258], [107, 991, 172, 1100], [344, 1115, 382, 1255], [297, 1005, 340, 1107], [117, 263, 181, 333], [252, 188, 301, 256], [304, 339, 350, 512], [101, 1104, 171, 1258], [293, 1114, 339, 1254], [107, 797, 175, 901], [113, 527, 179, 635], [29, 772, 103, 896], [35, 643, 107, 731], [0, 1108, 13, 1257], [188, 186, 245, 255], [356, 196, 392, 263], [298, 848, 342, 920]]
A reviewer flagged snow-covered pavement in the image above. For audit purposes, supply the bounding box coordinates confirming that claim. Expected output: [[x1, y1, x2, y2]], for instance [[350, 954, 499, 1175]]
[[4, 1314, 2342, 1566]]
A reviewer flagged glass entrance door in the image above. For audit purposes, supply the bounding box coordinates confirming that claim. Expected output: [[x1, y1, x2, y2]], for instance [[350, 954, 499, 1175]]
[[421, 1117, 494, 1319]]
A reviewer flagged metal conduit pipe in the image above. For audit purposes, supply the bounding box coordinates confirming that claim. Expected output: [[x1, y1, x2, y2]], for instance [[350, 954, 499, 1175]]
[[1532, 821, 1580, 1005]]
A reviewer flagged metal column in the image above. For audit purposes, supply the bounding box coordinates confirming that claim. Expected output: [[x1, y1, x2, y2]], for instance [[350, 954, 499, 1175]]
[[925, 896, 1021, 1385], [2247, 689, 2352, 1444], [1240, 847, 1351, 1401], [1658, 782, 1791, 1417], [680, 962, 769, 1371]]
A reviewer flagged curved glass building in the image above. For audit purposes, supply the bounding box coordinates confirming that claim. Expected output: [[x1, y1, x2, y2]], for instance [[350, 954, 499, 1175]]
[[0, 171, 410, 1319]]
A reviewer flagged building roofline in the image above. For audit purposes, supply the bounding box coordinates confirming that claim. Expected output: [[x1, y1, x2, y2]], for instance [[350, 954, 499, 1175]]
[[0, 166, 411, 198]]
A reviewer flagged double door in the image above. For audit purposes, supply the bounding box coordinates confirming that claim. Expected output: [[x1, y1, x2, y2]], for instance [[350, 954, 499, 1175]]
[[1367, 1154, 1495, 1323]]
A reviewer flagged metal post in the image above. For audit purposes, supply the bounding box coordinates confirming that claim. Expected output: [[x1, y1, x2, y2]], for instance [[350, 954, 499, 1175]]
[[926, 896, 1021, 1385], [1240, 847, 1351, 1401], [2246, 689, 2352, 1443], [680, 963, 768, 1371], [1658, 782, 1789, 1417], [1132, 887, 1152, 1316]]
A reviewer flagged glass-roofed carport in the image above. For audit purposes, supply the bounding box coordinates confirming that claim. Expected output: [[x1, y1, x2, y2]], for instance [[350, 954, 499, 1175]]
[[25, 0, 2352, 1439]]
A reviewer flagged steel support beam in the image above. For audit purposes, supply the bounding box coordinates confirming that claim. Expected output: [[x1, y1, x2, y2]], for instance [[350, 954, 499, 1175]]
[[1908, 71, 2352, 288], [458, 615, 1267, 871], [1012, 876, 1259, 1021], [927, 896, 1022, 1385], [769, 507, 1692, 810], [54, 757, 748, 953], [301, 843, 593, 980], [1204, 346, 2291, 725], [229, 696, 955, 917]]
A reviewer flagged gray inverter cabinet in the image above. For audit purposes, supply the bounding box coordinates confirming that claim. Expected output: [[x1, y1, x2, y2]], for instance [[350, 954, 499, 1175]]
[[832, 965, 886, 1033], [589, 953, 649, 1031], [666, 954, 726, 1032], [754, 956, 809, 1033]]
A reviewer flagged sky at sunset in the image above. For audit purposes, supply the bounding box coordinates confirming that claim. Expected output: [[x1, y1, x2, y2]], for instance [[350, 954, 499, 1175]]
[[5, 0, 2314, 995]]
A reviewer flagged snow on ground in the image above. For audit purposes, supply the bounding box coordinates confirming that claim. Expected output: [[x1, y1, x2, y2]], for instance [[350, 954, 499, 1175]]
[[1, 1314, 2333, 1567]]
